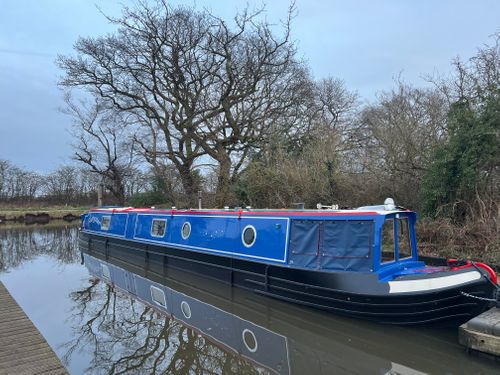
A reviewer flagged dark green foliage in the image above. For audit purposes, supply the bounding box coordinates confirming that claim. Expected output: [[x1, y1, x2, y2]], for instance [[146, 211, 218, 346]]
[[129, 179, 173, 207], [129, 190, 171, 208], [423, 95, 499, 219]]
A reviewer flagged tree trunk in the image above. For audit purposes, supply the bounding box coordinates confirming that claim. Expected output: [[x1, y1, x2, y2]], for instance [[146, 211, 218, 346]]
[[178, 165, 198, 208], [215, 155, 232, 208], [106, 178, 127, 206]]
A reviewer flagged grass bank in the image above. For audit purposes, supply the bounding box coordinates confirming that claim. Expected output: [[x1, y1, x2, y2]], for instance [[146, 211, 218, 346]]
[[0, 206, 89, 221]]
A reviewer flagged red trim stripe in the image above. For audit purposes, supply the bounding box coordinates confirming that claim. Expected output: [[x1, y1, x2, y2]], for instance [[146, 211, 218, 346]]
[[89, 208, 381, 217]]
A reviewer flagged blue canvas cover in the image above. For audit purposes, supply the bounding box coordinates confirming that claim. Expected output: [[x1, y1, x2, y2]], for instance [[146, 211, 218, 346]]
[[321, 220, 373, 271], [289, 220, 373, 271], [289, 220, 320, 268]]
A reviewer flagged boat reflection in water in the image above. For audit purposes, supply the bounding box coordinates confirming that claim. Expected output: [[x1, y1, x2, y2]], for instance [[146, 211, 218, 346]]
[[78, 244, 497, 374]]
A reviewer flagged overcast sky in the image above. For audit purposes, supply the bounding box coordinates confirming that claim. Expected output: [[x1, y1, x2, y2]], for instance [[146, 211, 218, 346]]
[[0, 0, 498, 173]]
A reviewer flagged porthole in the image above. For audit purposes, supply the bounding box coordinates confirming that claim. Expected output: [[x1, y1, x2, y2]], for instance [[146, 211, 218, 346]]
[[242, 225, 257, 248], [150, 285, 166, 307], [101, 216, 111, 230], [151, 219, 167, 238], [242, 328, 258, 353], [181, 222, 191, 240], [180, 301, 192, 319]]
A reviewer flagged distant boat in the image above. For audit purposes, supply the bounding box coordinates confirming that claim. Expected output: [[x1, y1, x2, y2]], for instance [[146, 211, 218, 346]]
[[79, 199, 498, 325]]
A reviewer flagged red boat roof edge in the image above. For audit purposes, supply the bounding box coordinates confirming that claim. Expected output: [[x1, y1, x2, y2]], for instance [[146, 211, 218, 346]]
[[87, 207, 389, 216]]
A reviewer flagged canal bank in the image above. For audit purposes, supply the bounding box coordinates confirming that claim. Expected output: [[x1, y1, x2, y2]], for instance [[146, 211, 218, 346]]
[[0, 207, 85, 224]]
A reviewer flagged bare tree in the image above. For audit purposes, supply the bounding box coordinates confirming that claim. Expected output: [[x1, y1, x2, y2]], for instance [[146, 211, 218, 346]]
[[234, 76, 364, 208], [360, 80, 448, 208], [307, 77, 366, 181], [0, 159, 12, 201], [312, 78, 360, 137], [427, 32, 499, 106], [57, 1, 301, 206], [0, 159, 42, 203], [44, 165, 81, 204], [64, 95, 137, 205], [43, 165, 102, 205], [132, 116, 184, 205]]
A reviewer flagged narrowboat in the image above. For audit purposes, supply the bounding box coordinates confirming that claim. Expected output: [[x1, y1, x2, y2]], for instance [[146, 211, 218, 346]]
[[79, 199, 498, 325]]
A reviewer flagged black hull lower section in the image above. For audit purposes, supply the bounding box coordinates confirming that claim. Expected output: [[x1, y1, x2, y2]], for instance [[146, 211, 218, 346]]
[[79, 233, 495, 326]]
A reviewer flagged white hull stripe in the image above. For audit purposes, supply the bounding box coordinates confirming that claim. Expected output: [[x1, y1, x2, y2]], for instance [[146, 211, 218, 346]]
[[388, 271, 481, 293]]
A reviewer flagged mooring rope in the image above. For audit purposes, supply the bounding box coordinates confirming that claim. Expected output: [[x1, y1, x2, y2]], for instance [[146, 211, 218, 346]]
[[457, 261, 500, 304], [460, 291, 497, 302]]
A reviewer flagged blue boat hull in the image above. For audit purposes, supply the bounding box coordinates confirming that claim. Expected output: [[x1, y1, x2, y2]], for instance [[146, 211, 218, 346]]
[[79, 232, 495, 326]]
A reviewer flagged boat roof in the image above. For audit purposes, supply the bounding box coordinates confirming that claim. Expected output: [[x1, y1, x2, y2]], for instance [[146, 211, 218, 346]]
[[88, 206, 413, 217]]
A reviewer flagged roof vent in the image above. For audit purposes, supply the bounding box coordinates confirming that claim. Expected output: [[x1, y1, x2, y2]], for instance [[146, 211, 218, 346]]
[[384, 198, 396, 211]]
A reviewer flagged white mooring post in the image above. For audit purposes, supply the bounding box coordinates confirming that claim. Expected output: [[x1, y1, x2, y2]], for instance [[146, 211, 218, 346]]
[[198, 190, 202, 209], [97, 183, 104, 207]]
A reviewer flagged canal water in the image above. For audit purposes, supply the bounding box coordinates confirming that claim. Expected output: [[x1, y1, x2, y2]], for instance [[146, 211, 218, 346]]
[[0, 223, 498, 374]]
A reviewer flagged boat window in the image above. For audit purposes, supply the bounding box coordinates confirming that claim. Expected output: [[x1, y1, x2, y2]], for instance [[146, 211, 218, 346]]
[[242, 225, 257, 247], [181, 222, 191, 240], [151, 219, 167, 238], [150, 285, 166, 307], [381, 219, 395, 263], [101, 216, 111, 231], [397, 217, 412, 259]]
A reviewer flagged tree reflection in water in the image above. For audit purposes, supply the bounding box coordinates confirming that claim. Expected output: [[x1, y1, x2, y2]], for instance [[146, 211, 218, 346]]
[[64, 278, 269, 374], [0, 225, 80, 270]]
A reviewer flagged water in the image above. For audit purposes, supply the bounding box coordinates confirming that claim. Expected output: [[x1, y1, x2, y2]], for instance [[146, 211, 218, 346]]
[[0, 223, 498, 374]]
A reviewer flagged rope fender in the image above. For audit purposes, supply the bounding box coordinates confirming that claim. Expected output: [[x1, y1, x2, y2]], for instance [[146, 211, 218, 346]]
[[447, 259, 498, 285]]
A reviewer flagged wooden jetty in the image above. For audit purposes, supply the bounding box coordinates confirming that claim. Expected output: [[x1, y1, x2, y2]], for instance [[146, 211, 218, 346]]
[[0, 282, 68, 375], [459, 307, 500, 358]]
